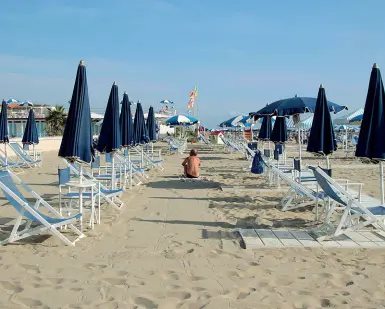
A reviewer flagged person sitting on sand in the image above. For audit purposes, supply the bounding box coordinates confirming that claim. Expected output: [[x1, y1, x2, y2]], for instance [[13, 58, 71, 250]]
[[182, 149, 200, 178]]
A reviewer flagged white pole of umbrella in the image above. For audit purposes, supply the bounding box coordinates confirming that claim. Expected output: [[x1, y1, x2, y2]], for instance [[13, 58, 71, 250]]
[[381, 162, 384, 205], [111, 152, 115, 190], [298, 127, 302, 161], [4, 143, 7, 166]]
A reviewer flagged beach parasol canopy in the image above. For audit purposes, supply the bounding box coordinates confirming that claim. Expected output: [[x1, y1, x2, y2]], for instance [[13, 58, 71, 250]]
[[120, 91, 134, 147], [0, 100, 9, 144], [355, 63, 385, 204], [270, 116, 288, 144], [166, 114, 199, 126], [132, 102, 149, 145], [58, 60, 94, 163], [349, 114, 363, 123], [6, 98, 19, 104], [97, 82, 122, 153], [250, 96, 347, 117], [258, 116, 273, 140], [219, 115, 246, 128], [22, 109, 39, 145], [160, 99, 174, 104], [19, 100, 33, 107], [306, 85, 337, 167], [146, 106, 157, 142]]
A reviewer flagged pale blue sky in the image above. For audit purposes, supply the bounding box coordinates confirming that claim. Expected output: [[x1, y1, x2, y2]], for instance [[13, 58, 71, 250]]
[[1, 0, 384, 127]]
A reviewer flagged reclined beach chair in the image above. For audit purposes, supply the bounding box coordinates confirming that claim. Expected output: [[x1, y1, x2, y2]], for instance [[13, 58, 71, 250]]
[[309, 167, 385, 241], [266, 164, 327, 211], [0, 151, 25, 174], [9, 142, 41, 168], [131, 146, 164, 171], [0, 170, 84, 246], [65, 160, 124, 210]]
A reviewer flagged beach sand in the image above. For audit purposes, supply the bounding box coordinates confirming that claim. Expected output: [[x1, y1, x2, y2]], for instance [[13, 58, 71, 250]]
[[0, 144, 385, 308]]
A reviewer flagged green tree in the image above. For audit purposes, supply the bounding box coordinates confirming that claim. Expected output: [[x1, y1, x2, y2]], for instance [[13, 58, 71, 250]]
[[45, 105, 67, 136]]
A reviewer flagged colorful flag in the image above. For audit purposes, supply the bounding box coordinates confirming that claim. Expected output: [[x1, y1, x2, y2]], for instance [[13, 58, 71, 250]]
[[194, 85, 198, 97]]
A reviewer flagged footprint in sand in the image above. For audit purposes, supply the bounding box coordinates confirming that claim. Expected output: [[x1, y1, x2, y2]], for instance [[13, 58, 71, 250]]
[[0, 281, 23, 293], [46, 278, 64, 285], [20, 264, 39, 272], [167, 291, 192, 300], [15, 298, 43, 307], [84, 263, 108, 270], [134, 297, 158, 309], [102, 278, 127, 286]]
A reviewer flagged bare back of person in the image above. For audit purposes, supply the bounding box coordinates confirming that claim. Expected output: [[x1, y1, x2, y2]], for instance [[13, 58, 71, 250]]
[[182, 149, 201, 178]]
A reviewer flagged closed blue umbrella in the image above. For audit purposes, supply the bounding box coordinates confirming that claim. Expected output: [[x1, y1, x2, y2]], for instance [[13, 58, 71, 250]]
[[270, 116, 287, 144], [0, 100, 9, 164], [59, 60, 94, 163], [97, 82, 121, 153], [120, 91, 134, 147], [307, 85, 337, 168], [132, 102, 149, 145], [258, 116, 272, 140], [97, 82, 121, 190], [146, 106, 157, 142], [22, 109, 39, 145], [356, 63, 385, 204]]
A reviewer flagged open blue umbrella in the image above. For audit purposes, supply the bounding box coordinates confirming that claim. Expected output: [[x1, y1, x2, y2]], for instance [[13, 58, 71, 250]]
[[258, 116, 272, 140], [0, 100, 9, 164], [349, 114, 363, 123], [166, 115, 199, 126], [120, 91, 134, 148], [250, 95, 347, 117], [219, 115, 245, 128], [132, 102, 149, 145], [307, 85, 337, 168], [97, 82, 121, 153], [270, 116, 287, 144], [146, 106, 157, 142], [356, 63, 385, 204], [59, 60, 94, 163]]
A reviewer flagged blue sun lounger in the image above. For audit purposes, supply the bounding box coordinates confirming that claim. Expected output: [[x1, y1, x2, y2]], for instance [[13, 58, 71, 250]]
[[0, 170, 84, 246]]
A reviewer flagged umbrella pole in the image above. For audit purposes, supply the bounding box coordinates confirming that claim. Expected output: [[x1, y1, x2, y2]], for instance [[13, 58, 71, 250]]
[[381, 162, 384, 205], [111, 152, 116, 190], [298, 127, 302, 160], [151, 142, 154, 159], [326, 155, 330, 169], [5, 143, 7, 166]]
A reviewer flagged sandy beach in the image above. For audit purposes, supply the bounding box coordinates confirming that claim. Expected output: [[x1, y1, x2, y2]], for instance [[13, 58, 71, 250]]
[[1, 144, 385, 309]]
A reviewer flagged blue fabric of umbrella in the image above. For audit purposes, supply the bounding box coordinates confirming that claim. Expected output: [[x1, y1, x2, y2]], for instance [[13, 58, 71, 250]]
[[258, 116, 272, 140], [59, 60, 94, 163], [146, 106, 157, 142], [355, 63, 385, 204], [250, 96, 347, 117], [349, 114, 363, 123], [132, 102, 149, 145], [120, 91, 134, 147], [97, 82, 121, 153], [270, 116, 287, 144], [306, 85, 337, 158], [356, 64, 385, 160], [166, 115, 199, 126], [0, 100, 9, 143], [22, 109, 39, 145]]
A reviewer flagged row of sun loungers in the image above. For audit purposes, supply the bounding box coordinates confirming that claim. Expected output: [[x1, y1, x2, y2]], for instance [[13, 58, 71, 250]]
[[239, 140, 385, 245], [0, 145, 164, 246]]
